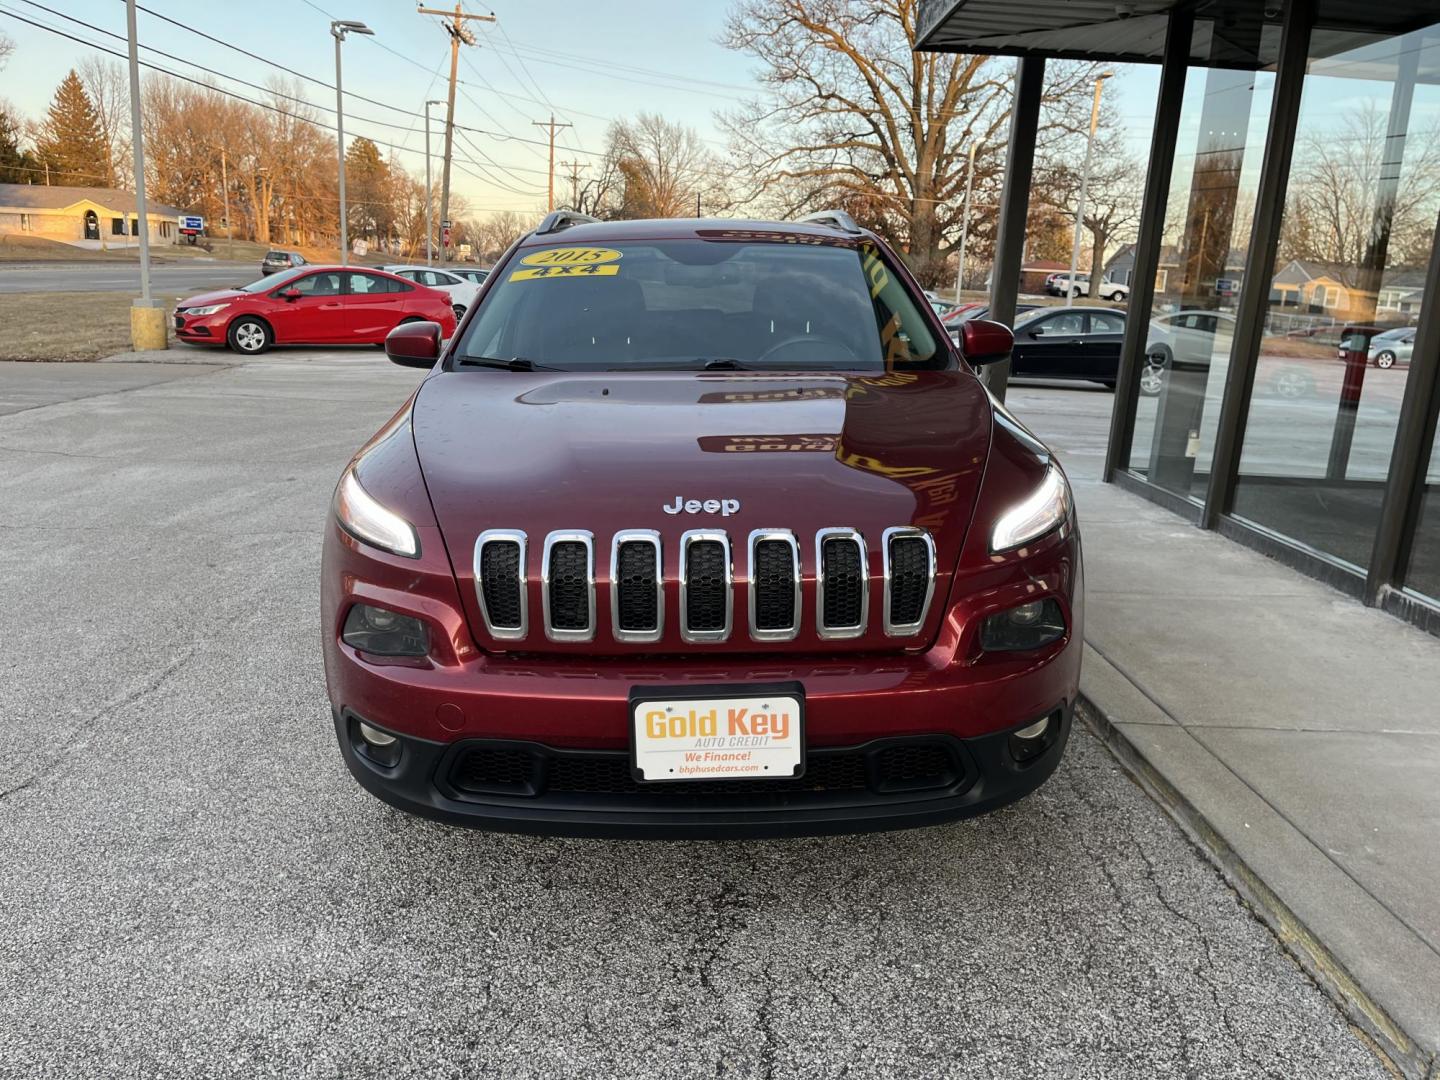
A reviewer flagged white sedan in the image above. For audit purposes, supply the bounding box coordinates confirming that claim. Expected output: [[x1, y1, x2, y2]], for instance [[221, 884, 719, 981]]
[[378, 266, 481, 320]]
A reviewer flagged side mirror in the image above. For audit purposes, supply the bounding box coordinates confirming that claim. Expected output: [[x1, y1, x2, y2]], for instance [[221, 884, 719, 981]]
[[278, 288, 301, 301], [959, 319, 1014, 366], [385, 320, 442, 369]]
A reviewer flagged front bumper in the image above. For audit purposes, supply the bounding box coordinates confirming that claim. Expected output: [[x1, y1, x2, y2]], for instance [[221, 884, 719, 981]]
[[335, 704, 1072, 839], [321, 507, 1083, 838]]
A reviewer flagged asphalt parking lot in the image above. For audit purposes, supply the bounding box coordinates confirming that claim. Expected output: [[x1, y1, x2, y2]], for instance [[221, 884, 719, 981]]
[[0, 353, 1389, 1079]]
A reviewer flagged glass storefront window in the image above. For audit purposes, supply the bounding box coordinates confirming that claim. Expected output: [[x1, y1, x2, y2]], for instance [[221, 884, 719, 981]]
[[1229, 25, 1440, 571], [1128, 30, 1278, 501], [1404, 380, 1440, 604]]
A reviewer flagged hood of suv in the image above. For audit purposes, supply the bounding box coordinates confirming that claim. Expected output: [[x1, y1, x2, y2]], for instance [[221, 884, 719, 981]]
[[412, 368, 993, 654]]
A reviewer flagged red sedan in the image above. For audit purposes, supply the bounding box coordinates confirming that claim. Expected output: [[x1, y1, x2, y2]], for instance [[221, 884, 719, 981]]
[[173, 266, 457, 355]]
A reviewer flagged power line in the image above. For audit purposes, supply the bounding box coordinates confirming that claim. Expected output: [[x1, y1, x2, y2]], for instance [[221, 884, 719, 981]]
[[125, 0, 419, 118], [0, 4, 572, 181]]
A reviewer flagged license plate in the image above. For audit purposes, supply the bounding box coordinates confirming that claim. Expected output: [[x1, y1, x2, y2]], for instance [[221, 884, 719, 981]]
[[630, 683, 804, 782]]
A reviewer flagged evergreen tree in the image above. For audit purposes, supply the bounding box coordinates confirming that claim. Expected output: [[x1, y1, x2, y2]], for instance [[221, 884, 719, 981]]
[[0, 104, 39, 184], [35, 70, 108, 186], [344, 137, 391, 242]]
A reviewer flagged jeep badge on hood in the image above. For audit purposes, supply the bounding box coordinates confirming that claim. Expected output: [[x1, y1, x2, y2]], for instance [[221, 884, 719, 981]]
[[662, 496, 741, 516]]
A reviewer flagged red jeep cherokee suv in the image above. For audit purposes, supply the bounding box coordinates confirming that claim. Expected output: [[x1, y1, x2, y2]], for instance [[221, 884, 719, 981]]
[[321, 211, 1082, 838]]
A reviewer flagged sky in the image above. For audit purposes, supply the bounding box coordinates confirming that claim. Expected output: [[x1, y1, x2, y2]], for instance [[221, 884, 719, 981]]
[[0, 0, 1160, 217]]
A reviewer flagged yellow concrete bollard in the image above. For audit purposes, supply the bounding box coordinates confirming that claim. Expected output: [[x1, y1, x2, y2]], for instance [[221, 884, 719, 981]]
[[130, 302, 169, 353]]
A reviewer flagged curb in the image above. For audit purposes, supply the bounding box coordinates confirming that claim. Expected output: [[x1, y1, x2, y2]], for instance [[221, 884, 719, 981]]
[[1077, 693, 1434, 1080]]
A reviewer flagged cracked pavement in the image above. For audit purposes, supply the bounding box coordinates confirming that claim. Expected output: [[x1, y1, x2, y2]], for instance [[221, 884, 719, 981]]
[[0, 356, 1391, 1079]]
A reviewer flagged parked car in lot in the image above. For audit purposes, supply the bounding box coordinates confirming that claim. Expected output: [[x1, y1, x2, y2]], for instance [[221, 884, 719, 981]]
[[1043, 272, 1129, 301], [447, 267, 491, 286], [953, 302, 1039, 325], [378, 265, 481, 320], [1142, 310, 1235, 396], [1006, 305, 1125, 388], [260, 250, 307, 276], [322, 209, 1081, 838], [1361, 326, 1415, 368], [173, 266, 457, 354]]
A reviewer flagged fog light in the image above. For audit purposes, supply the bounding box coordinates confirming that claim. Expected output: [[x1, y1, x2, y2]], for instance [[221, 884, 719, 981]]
[[350, 716, 402, 767], [1013, 717, 1051, 740], [1008, 712, 1060, 765], [358, 721, 397, 748], [981, 598, 1066, 652], [342, 604, 429, 657]]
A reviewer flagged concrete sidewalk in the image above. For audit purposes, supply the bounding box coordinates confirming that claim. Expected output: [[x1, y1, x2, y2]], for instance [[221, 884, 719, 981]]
[[1022, 388, 1440, 1078]]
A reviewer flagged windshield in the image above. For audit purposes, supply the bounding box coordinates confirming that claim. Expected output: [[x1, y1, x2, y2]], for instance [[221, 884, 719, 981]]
[[241, 267, 305, 292], [454, 237, 943, 372]]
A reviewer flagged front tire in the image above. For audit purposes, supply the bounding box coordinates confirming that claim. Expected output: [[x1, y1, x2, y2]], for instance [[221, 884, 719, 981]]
[[1070, 286, 1083, 299], [227, 317, 271, 355], [452, 304, 466, 322], [1375, 351, 1397, 369]]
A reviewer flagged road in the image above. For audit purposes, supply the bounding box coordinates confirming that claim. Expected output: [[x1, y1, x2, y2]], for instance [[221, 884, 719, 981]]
[[0, 354, 1388, 1079], [0, 260, 264, 295]]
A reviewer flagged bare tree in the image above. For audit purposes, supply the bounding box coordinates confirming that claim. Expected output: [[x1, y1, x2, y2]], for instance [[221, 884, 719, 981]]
[[78, 57, 129, 188], [1282, 101, 1440, 280], [719, 0, 1108, 287], [477, 210, 532, 262], [607, 113, 716, 219], [1034, 130, 1142, 287], [0, 33, 14, 71]]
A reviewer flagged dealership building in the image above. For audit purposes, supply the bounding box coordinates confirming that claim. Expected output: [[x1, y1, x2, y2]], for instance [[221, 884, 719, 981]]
[[918, 0, 1440, 635]]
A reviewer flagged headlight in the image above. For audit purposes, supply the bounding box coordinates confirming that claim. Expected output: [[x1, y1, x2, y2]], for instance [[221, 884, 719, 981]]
[[342, 603, 429, 656], [990, 464, 1071, 553], [333, 468, 420, 557], [185, 303, 229, 316], [980, 598, 1066, 652]]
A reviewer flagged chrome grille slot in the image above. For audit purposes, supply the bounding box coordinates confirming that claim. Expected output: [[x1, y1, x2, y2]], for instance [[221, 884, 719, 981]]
[[883, 527, 936, 637], [749, 529, 800, 641], [681, 531, 732, 642], [542, 531, 595, 642], [474, 530, 527, 640], [816, 528, 868, 639], [612, 530, 662, 643]]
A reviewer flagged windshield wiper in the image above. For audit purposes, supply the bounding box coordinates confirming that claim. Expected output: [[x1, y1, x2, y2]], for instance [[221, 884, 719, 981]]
[[701, 357, 750, 370], [455, 355, 546, 371]]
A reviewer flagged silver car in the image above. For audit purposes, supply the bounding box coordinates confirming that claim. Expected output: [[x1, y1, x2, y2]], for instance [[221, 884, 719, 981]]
[[1366, 327, 1415, 369]]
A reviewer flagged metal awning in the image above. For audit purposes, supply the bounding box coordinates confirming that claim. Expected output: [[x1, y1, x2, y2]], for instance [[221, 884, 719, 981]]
[[916, 0, 1440, 68]]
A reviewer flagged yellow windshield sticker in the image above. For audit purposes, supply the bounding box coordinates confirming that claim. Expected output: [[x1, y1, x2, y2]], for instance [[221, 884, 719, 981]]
[[519, 247, 623, 267], [509, 263, 621, 282]]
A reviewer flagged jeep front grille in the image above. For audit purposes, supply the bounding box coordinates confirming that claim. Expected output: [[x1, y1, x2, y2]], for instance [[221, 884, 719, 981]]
[[681, 531, 732, 642], [541, 531, 595, 642], [474, 530, 527, 640], [472, 526, 935, 646], [883, 527, 936, 636], [816, 529, 867, 639], [748, 530, 800, 641], [611, 530, 662, 642]]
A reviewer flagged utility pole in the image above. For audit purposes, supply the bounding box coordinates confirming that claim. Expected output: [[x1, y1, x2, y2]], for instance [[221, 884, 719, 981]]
[[424, 98, 444, 265], [419, 3, 494, 263], [216, 144, 232, 261], [558, 159, 587, 210], [1066, 70, 1113, 307], [124, 0, 165, 350], [532, 113, 573, 212], [954, 142, 978, 304]]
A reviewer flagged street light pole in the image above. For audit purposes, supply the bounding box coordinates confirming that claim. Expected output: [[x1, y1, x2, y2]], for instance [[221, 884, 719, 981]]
[[123, 0, 165, 350], [955, 141, 978, 304], [425, 99, 444, 266], [1066, 70, 1113, 308], [331, 19, 374, 267]]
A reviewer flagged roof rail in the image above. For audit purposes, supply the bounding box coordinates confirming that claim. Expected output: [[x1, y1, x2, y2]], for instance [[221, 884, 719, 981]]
[[535, 209, 600, 235], [796, 209, 863, 235]]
